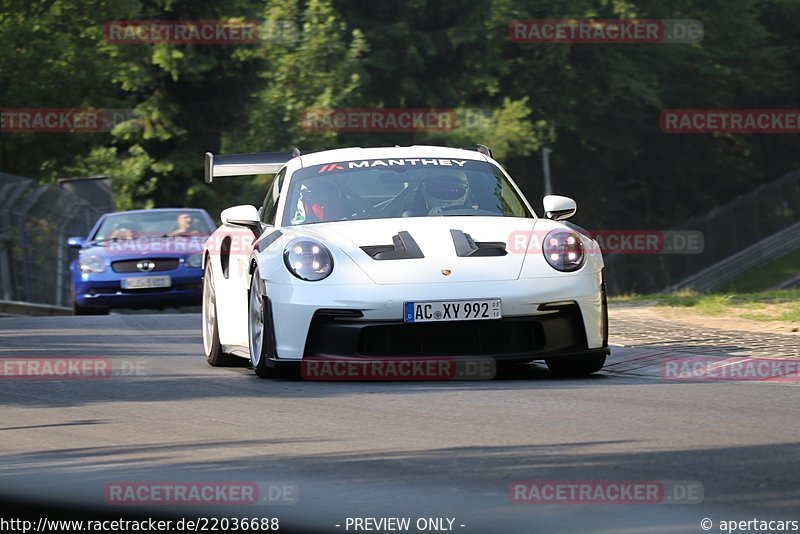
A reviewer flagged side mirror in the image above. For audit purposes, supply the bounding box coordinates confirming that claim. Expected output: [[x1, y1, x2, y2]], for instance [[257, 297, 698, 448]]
[[66, 236, 85, 249], [543, 195, 577, 221], [221, 205, 262, 236]]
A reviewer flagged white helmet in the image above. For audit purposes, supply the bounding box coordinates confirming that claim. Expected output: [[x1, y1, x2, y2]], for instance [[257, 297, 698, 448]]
[[422, 173, 469, 211]]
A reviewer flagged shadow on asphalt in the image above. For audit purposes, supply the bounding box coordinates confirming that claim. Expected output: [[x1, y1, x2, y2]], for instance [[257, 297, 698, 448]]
[[0, 312, 785, 411], [0, 439, 798, 532]]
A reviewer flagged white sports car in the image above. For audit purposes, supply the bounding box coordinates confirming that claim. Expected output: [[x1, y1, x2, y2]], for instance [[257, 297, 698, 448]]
[[201, 145, 608, 378]]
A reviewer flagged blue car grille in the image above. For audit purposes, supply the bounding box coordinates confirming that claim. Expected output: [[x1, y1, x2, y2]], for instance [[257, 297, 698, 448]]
[[111, 259, 180, 273]]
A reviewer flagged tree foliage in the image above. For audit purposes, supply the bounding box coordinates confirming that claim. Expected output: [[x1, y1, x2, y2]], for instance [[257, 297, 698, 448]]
[[1, 0, 799, 227]]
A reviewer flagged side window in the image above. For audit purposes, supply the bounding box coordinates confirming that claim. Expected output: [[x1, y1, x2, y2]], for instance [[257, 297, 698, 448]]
[[260, 168, 286, 225]]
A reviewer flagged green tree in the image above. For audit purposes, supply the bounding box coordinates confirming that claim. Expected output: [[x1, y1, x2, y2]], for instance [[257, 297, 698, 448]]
[[0, 0, 134, 182]]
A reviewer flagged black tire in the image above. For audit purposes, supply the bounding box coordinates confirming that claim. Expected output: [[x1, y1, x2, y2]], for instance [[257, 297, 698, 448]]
[[203, 263, 238, 367], [545, 354, 606, 376], [248, 273, 282, 379]]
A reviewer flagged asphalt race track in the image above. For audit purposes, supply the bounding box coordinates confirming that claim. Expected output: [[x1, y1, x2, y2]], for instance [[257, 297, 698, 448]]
[[0, 310, 798, 533]]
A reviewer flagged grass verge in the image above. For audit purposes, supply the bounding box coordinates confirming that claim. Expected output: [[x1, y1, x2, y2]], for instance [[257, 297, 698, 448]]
[[610, 289, 800, 323]]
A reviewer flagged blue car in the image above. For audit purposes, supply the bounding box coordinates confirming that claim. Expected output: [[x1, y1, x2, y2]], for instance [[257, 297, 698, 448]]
[[67, 208, 216, 315]]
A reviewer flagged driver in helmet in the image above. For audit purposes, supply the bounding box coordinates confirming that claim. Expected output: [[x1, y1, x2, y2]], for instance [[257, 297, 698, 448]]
[[304, 180, 344, 222], [422, 173, 470, 214]]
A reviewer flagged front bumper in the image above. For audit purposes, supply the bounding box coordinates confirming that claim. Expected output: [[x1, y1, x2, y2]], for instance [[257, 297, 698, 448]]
[[264, 272, 607, 361], [72, 270, 203, 309], [306, 302, 595, 362]]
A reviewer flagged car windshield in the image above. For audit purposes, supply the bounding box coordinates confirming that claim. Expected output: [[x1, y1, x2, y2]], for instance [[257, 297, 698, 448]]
[[283, 158, 532, 225], [92, 210, 212, 241]]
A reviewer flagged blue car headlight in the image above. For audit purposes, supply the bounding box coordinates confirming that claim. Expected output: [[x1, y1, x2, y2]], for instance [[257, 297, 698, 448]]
[[79, 254, 106, 274], [283, 238, 333, 281], [185, 253, 203, 269]]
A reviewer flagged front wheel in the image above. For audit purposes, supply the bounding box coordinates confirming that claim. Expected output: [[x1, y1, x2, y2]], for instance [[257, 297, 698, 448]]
[[545, 353, 606, 376], [203, 263, 237, 366], [248, 273, 281, 379]]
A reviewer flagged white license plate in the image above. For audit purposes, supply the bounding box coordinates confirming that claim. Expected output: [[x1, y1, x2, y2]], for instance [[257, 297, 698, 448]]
[[404, 299, 501, 323], [121, 276, 171, 289]]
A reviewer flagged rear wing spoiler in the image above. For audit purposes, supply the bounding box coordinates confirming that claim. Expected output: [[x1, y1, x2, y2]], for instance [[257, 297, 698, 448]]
[[203, 146, 490, 183], [204, 149, 300, 183]]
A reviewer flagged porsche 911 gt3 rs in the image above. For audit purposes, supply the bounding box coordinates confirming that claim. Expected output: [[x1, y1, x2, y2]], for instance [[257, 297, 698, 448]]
[[201, 145, 608, 378]]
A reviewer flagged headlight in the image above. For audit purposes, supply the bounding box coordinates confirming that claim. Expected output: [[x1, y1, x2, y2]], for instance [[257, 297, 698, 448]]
[[543, 230, 585, 272], [185, 253, 203, 268], [283, 238, 333, 281], [79, 254, 106, 274]]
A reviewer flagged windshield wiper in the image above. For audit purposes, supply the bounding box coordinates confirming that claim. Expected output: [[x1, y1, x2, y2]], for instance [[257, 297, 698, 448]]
[[159, 232, 199, 237], [89, 236, 132, 244]]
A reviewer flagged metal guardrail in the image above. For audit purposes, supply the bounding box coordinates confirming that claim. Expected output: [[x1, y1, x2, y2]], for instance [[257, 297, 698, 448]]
[[0, 299, 72, 316], [775, 273, 800, 290], [665, 221, 800, 292], [603, 170, 800, 294]]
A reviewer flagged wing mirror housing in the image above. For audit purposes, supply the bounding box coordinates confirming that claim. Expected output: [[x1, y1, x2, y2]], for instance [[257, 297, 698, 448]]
[[543, 195, 577, 221], [221, 205, 262, 237], [66, 236, 85, 249]]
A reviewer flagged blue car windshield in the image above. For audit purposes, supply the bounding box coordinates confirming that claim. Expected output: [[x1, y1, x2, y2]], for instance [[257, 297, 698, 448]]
[[93, 210, 213, 241], [283, 158, 533, 225]]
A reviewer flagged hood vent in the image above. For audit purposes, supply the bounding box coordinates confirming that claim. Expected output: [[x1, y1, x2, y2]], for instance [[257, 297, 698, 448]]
[[361, 231, 425, 260], [450, 229, 507, 257]]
